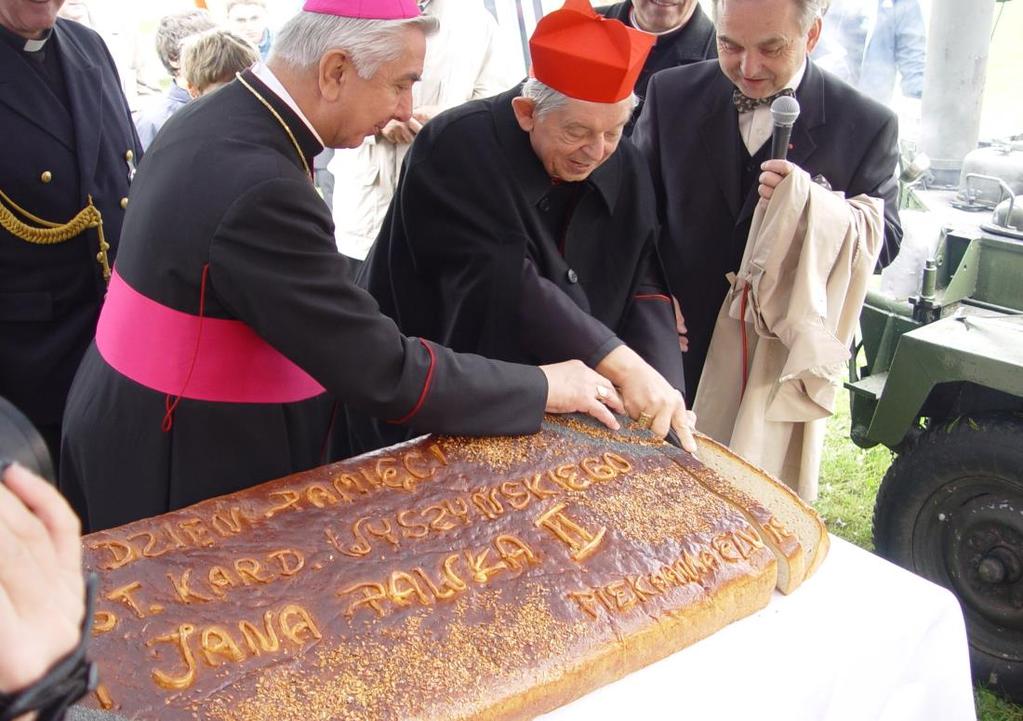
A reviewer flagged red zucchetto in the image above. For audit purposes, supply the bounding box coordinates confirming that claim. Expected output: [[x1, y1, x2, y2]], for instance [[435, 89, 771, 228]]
[[302, 0, 420, 20], [529, 0, 656, 104]]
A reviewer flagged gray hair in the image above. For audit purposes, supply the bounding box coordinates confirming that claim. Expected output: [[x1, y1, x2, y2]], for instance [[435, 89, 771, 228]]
[[711, 0, 826, 34], [268, 11, 438, 79], [520, 79, 638, 118]]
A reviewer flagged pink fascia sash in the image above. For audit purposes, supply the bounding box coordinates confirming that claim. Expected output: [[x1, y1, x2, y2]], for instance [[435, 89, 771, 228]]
[[96, 270, 325, 404]]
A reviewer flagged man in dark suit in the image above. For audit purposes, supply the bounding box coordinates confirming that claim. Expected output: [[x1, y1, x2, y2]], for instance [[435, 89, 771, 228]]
[[596, 0, 717, 135], [0, 0, 142, 471], [633, 0, 901, 398], [60, 0, 624, 533]]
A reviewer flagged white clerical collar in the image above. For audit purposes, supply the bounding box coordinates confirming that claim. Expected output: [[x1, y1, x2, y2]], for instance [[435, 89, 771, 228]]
[[628, 6, 694, 36], [24, 28, 52, 52], [251, 62, 324, 147]]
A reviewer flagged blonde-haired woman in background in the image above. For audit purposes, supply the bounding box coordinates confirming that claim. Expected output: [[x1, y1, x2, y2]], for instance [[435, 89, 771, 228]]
[[182, 27, 260, 98]]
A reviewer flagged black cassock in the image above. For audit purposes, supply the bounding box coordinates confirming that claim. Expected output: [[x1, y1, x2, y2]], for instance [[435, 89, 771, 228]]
[[60, 71, 548, 532], [355, 87, 683, 454]]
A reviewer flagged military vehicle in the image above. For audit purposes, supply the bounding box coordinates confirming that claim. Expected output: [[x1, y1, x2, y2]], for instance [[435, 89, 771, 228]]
[[845, 0, 1023, 701]]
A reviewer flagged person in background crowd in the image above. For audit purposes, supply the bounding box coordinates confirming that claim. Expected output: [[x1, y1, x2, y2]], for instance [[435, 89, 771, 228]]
[[133, 9, 216, 150], [356, 0, 696, 456], [61, 0, 626, 534], [633, 0, 902, 399], [182, 27, 259, 98], [330, 0, 519, 270], [813, 0, 925, 105], [226, 0, 272, 59], [596, 0, 717, 136], [226, 0, 337, 208], [0, 460, 93, 721], [0, 0, 142, 476]]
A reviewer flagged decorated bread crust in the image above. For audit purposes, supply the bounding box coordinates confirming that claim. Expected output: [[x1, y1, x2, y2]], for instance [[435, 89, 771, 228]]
[[79, 416, 826, 720]]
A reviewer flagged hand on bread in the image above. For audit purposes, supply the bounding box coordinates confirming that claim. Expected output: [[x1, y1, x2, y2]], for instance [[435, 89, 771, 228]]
[[595, 345, 697, 453], [540, 360, 625, 431]]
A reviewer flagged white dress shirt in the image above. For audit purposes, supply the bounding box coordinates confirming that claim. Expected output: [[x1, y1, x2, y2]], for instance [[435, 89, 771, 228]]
[[738, 59, 807, 154]]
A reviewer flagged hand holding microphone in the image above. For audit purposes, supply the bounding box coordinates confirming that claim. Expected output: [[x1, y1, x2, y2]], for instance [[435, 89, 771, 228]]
[[758, 95, 801, 201]]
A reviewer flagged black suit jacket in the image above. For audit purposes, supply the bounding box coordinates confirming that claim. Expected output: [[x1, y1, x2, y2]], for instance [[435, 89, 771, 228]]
[[0, 19, 141, 434], [633, 59, 901, 395]]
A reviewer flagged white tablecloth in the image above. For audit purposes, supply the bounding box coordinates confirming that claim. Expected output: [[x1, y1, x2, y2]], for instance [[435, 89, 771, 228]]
[[541, 536, 976, 721]]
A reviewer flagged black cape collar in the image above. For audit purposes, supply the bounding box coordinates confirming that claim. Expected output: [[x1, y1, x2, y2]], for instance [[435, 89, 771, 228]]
[[492, 86, 622, 214], [238, 68, 324, 172]]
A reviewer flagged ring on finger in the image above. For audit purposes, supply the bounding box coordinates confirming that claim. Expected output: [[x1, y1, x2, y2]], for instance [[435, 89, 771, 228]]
[[637, 412, 654, 428], [596, 385, 608, 400]]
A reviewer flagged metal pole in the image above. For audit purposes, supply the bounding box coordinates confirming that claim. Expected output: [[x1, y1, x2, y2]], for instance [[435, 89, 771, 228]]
[[919, 0, 997, 186]]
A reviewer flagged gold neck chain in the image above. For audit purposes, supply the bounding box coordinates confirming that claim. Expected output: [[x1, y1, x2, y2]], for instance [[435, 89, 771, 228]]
[[236, 72, 313, 180]]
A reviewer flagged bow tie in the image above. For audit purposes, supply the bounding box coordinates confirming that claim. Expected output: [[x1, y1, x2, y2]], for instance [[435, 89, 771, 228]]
[[732, 87, 795, 114]]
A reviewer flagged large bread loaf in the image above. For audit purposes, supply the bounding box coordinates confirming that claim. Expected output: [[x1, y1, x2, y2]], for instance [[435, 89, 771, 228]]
[[78, 415, 827, 720]]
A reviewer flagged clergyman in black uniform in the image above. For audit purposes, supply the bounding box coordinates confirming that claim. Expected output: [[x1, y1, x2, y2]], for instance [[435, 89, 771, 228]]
[[60, 0, 624, 533], [0, 0, 142, 471], [357, 0, 696, 456], [596, 0, 717, 135]]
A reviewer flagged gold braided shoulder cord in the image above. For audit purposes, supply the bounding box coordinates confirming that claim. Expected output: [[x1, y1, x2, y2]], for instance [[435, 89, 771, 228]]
[[0, 188, 111, 283]]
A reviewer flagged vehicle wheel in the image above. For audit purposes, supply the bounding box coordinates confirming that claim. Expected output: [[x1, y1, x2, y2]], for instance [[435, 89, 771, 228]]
[[873, 414, 1023, 702]]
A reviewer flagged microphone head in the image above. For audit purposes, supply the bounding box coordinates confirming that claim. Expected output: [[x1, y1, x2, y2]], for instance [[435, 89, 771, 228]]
[[770, 95, 800, 127]]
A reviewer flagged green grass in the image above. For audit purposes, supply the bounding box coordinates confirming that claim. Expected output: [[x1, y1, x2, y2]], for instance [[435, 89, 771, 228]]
[[815, 395, 891, 551], [818, 393, 1022, 720]]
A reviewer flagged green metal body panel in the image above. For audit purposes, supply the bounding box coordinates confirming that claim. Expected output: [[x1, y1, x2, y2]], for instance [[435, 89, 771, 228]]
[[941, 235, 1023, 311], [853, 315, 1023, 448], [848, 200, 1023, 449]]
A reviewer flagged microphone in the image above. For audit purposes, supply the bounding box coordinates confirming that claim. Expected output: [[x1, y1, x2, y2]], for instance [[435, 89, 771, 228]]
[[769, 95, 800, 161]]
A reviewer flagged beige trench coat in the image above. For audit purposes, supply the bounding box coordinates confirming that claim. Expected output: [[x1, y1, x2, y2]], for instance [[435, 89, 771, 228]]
[[693, 170, 885, 501]]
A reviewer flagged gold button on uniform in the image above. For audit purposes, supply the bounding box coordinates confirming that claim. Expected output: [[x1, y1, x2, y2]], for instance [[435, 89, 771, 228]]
[[120, 197, 129, 209], [40, 171, 53, 183], [125, 149, 134, 162]]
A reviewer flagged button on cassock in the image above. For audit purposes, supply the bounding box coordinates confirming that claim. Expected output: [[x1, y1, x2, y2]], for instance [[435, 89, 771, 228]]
[[566, 269, 579, 284], [40, 170, 53, 183], [120, 197, 129, 209]]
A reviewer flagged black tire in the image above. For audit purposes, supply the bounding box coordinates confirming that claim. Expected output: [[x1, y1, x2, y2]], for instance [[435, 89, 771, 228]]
[[873, 414, 1023, 703]]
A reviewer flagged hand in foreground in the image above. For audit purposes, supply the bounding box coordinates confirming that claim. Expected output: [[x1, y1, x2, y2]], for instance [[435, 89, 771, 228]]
[[595, 345, 697, 454], [380, 119, 418, 146], [758, 159, 802, 201], [0, 463, 84, 695], [411, 104, 440, 126], [540, 360, 625, 431]]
